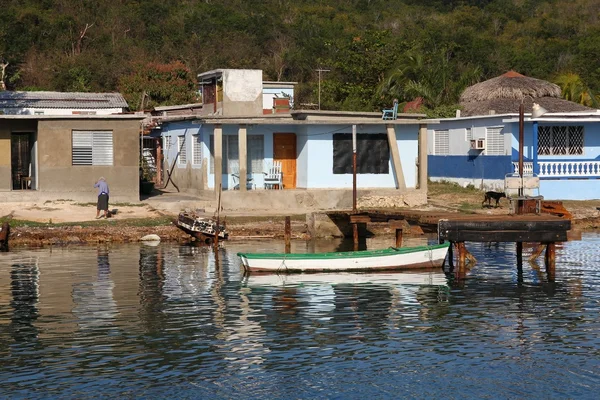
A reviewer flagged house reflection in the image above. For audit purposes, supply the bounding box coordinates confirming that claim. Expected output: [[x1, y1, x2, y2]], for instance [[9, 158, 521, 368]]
[[71, 246, 118, 331], [10, 261, 40, 342]]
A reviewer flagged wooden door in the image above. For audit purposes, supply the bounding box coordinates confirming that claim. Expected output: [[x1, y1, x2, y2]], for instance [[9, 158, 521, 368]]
[[11, 134, 31, 190], [273, 133, 296, 189]]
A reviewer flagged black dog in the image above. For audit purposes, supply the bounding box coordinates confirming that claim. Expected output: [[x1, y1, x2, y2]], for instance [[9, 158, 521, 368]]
[[482, 191, 506, 208]]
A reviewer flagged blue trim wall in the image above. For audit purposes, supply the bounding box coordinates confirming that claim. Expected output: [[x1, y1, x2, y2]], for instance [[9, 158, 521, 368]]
[[428, 155, 512, 179]]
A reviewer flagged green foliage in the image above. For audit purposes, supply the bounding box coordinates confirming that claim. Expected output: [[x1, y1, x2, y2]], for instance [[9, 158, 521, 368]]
[[118, 61, 198, 110], [1, 0, 599, 110]]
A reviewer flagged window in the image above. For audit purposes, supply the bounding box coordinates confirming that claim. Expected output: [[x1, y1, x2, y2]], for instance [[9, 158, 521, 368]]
[[434, 130, 449, 155], [178, 136, 187, 165], [72, 130, 113, 166], [538, 126, 584, 155], [163, 135, 173, 155], [485, 127, 504, 155], [332, 133, 389, 174], [210, 135, 264, 174], [192, 134, 202, 165], [465, 128, 472, 142]]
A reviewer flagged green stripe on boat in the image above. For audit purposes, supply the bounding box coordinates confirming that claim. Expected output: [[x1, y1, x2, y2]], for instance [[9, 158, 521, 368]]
[[237, 243, 448, 260]]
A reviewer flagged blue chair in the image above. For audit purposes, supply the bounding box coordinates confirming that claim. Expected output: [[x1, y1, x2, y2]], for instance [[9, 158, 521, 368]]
[[382, 99, 399, 120]]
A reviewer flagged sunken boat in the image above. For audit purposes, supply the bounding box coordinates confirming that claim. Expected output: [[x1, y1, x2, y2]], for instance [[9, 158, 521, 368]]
[[175, 211, 228, 244]]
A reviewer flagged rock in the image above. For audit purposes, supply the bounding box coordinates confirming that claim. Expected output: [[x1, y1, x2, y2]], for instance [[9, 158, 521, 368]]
[[140, 234, 161, 242]]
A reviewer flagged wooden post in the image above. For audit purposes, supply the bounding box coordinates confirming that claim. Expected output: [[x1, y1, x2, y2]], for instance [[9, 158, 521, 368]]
[[458, 242, 467, 270], [395, 228, 403, 248], [352, 125, 357, 213], [284, 216, 291, 254], [353, 223, 359, 251], [516, 242, 523, 267], [448, 241, 454, 272], [155, 138, 163, 186], [545, 242, 556, 282], [213, 184, 222, 252], [214, 124, 223, 196], [0, 221, 10, 252]]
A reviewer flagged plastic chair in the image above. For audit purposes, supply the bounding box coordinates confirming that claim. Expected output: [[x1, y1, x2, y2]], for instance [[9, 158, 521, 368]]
[[382, 99, 399, 120], [263, 161, 283, 189]]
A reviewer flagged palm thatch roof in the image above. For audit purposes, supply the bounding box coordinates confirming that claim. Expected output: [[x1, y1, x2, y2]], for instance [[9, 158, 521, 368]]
[[459, 71, 593, 116]]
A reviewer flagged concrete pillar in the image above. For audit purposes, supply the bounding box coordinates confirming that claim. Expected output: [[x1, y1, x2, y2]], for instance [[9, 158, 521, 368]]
[[214, 124, 223, 194], [386, 124, 406, 190], [418, 124, 428, 191], [239, 124, 247, 191]]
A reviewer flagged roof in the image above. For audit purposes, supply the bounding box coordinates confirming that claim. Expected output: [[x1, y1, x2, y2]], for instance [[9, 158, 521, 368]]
[[459, 71, 593, 116], [0, 91, 129, 109]]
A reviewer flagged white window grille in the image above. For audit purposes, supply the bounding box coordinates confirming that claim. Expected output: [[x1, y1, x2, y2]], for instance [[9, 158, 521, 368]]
[[465, 128, 472, 142], [178, 136, 187, 165], [538, 126, 584, 155], [163, 136, 173, 155], [210, 135, 264, 174], [485, 127, 504, 155], [434, 130, 449, 155], [192, 134, 202, 165], [72, 130, 113, 166]]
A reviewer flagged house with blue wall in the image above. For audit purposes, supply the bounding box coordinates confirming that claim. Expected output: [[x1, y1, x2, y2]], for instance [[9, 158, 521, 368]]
[[155, 110, 430, 193], [427, 71, 600, 200]]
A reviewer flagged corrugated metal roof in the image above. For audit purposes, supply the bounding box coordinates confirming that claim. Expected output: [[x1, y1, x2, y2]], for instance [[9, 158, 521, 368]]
[[0, 91, 129, 109]]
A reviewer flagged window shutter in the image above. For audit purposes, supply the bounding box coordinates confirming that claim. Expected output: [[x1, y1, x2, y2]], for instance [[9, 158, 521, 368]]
[[178, 136, 187, 164], [434, 130, 449, 155], [192, 134, 202, 165], [92, 131, 113, 165], [485, 127, 504, 155], [72, 131, 93, 165]]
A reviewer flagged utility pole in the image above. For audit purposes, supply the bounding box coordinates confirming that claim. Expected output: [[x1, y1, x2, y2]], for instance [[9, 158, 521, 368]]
[[315, 68, 330, 110]]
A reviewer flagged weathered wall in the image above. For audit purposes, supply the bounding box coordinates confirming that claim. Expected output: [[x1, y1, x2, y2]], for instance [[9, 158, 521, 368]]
[[0, 120, 37, 191], [222, 70, 263, 116], [37, 119, 140, 201]]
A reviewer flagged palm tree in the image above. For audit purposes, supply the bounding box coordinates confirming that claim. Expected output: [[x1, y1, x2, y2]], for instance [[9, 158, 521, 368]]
[[554, 72, 599, 108]]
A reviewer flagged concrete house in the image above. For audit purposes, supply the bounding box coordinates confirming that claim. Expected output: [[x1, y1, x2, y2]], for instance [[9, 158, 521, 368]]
[[1, 114, 145, 202], [427, 72, 600, 200], [149, 69, 435, 209]]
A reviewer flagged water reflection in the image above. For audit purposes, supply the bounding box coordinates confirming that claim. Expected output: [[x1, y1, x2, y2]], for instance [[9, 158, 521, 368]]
[[72, 247, 117, 331], [0, 236, 598, 399], [10, 260, 40, 342]]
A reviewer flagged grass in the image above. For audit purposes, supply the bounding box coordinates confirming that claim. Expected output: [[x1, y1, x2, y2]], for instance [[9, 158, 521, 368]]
[[428, 180, 482, 196]]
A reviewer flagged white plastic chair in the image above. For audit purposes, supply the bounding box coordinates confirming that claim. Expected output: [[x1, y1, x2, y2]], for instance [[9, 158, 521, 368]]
[[263, 161, 283, 189], [230, 161, 255, 190]]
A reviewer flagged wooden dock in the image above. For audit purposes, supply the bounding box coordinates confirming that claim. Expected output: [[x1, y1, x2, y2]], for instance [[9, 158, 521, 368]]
[[343, 210, 571, 282]]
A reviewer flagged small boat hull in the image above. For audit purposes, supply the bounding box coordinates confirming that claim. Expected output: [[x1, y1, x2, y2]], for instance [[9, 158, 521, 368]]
[[175, 212, 228, 244], [237, 244, 449, 273]]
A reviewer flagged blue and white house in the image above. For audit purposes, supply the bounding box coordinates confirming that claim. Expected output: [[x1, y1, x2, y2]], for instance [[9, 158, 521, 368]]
[[428, 72, 600, 200]]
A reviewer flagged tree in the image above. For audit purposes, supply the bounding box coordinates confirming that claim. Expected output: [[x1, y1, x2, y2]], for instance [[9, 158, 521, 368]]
[[553, 72, 599, 108], [118, 61, 198, 110]]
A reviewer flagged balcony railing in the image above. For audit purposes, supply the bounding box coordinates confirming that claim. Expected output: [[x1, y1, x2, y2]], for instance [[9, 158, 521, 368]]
[[512, 161, 600, 178]]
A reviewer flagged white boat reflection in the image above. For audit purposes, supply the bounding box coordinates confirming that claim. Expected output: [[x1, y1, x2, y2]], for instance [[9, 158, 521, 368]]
[[242, 270, 448, 288]]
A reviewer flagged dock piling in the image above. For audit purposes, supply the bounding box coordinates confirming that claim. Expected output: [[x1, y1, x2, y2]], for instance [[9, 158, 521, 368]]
[[284, 216, 291, 253]]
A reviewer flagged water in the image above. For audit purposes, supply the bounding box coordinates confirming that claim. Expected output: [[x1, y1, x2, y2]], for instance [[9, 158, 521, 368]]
[[1, 234, 599, 399]]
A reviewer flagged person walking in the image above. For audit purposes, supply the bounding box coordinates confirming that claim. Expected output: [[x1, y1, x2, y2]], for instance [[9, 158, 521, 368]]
[[94, 177, 110, 219]]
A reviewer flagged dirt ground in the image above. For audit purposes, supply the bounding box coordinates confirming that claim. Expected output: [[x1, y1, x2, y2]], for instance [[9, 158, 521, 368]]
[[2, 186, 600, 247]]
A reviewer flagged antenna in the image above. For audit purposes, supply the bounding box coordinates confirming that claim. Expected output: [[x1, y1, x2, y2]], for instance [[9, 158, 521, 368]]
[[315, 68, 330, 110]]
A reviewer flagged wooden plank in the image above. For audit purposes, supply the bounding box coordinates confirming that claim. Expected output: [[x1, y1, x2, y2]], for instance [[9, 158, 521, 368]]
[[388, 219, 405, 229], [440, 230, 567, 242], [438, 219, 570, 232], [350, 215, 371, 223]]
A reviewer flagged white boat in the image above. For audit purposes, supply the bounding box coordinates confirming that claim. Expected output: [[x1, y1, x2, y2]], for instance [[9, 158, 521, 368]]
[[237, 243, 449, 273]]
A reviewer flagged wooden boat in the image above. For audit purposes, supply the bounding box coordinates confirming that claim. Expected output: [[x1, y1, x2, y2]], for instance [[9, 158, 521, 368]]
[[237, 243, 449, 273], [175, 211, 228, 244]]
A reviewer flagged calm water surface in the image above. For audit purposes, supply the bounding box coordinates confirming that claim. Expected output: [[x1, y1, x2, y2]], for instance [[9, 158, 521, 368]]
[[1, 234, 599, 399]]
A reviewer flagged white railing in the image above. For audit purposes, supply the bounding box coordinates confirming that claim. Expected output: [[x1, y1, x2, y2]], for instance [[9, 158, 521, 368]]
[[512, 162, 533, 175], [513, 161, 600, 178]]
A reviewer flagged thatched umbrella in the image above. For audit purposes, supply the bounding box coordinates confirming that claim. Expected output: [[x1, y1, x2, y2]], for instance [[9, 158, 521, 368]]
[[460, 71, 593, 116]]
